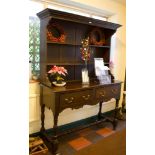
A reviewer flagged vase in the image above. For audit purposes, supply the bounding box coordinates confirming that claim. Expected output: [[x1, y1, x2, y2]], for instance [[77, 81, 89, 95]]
[[81, 68, 89, 85], [84, 60, 88, 69], [52, 81, 66, 87]]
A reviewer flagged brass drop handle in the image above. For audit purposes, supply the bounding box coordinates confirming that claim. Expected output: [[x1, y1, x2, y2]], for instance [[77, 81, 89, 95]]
[[82, 95, 90, 100], [100, 91, 105, 97], [65, 97, 74, 103], [112, 89, 117, 94]]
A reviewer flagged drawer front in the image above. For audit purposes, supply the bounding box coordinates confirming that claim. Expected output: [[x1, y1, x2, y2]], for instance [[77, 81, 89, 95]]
[[96, 84, 121, 100], [60, 89, 94, 108]]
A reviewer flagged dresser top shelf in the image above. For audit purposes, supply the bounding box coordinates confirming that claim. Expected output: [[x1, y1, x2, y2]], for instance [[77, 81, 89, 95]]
[[37, 8, 121, 30]]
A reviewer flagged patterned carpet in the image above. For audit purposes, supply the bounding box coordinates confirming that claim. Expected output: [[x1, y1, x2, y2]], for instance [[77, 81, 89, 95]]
[[46, 118, 126, 155]]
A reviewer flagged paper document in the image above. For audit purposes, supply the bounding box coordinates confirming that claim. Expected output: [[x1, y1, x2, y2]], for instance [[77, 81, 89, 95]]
[[94, 58, 109, 76]]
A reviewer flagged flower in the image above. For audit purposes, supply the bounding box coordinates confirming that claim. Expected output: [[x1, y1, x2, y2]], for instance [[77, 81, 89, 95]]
[[80, 37, 91, 62], [48, 65, 68, 83], [109, 61, 114, 69], [109, 61, 115, 75]]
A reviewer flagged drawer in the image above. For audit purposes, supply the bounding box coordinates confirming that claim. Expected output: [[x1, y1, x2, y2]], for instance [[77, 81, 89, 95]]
[[60, 89, 94, 108], [96, 84, 121, 100]]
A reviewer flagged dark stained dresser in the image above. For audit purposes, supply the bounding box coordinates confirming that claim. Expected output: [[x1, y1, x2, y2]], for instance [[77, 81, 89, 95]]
[[37, 8, 122, 155]]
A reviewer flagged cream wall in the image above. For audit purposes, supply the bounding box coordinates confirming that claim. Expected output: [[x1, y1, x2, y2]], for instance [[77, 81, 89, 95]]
[[29, 0, 126, 134]]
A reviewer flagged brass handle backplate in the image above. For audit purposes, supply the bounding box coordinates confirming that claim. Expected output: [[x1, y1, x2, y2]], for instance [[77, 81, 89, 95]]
[[100, 91, 105, 97], [112, 89, 117, 94], [82, 95, 90, 100], [65, 97, 74, 103]]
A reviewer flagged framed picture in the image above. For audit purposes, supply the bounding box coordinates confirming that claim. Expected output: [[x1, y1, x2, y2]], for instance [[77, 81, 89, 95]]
[[94, 58, 104, 76], [94, 58, 109, 76], [98, 75, 111, 84]]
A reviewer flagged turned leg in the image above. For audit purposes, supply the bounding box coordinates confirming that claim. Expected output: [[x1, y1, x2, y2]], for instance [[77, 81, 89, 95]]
[[40, 85, 45, 132], [113, 99, 119, 130], [40, 103, 45, 132], [98, 101, 103, 120], [51, 114, 59, 155]]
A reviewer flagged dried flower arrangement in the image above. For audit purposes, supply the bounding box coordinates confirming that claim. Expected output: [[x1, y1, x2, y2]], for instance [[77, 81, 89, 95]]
[[80, 37, 90, 67], [47, 23, 66, 42], [89, 27, 105, 46]]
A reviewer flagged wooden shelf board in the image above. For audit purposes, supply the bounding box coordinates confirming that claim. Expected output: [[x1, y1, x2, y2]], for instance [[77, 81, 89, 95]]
[[47, 41, 110, 48], [45, 62, 109, 66], [47, 41, 80, 46], [89, 45, 110, 48]]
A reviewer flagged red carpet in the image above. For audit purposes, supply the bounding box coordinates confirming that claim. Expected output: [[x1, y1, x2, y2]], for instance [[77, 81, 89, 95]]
[[74, 128, 126, 155]]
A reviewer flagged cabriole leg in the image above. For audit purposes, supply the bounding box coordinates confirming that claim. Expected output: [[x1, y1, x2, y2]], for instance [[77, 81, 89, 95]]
[[40, 103, 45, 132]]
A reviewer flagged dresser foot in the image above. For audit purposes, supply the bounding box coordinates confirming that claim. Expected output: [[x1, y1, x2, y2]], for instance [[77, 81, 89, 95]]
[[113, 118, 118, 130], [51, 137, 59, 155], [122, 108, 126, 113], [116, 108, 126, 120]]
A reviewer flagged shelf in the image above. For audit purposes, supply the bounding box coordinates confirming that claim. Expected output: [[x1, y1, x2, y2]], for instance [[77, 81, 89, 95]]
[[46, 62, 89, 66], [47, 41, 80, 46], [47, 41, 110, 48], [39, 9, 117, 82], [89, 45, 110, 48], [46, 62, 109, 66]]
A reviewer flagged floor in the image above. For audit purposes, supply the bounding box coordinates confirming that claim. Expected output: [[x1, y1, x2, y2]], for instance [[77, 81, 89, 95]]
[[44, 115, 126, 155]]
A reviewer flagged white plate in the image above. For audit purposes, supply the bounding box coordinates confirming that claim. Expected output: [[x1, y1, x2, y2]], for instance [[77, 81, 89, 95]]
[[52, 81, 66, 87]]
